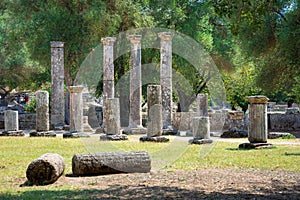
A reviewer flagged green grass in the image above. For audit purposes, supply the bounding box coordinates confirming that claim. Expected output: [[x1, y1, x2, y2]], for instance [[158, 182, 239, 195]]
[[0, 135, 299, 198]]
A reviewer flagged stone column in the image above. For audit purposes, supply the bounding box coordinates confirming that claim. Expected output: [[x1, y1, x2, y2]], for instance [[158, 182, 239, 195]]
[[36, 91, 50, 131], [246, 96, 269, 143], [68, 86, 84, 132], [82, 87, 94, 132], [4, 110, 18, 131], [197, 94, 208, 117], [101, 37, 116, 127], [147, 85, 162, 136], [106, 98, 121, 135], [193, 117, 210, 139], [158, 32, 174, 128], [128, 35, 142, 128], [50, 41, 65, 127]]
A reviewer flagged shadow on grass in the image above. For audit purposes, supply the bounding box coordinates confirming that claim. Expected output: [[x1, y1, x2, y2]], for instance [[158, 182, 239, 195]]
[[225, 148, 252, 151], [284, 152, 300, 156], [1, 185, 299, 200]]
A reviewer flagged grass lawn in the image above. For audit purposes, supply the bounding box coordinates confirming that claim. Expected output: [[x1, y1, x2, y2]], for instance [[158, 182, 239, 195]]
[[0, 135, 299, 198]]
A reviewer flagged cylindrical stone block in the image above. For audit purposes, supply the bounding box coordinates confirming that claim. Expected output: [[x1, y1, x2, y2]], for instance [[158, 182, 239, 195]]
[[101, 37, 116, 127], [36, 91, 50, 131], [50, 41, 65, 127], [68, 86, 84, 132], [4, 110, 18, 131], [147, 85, 162, 136], [197, 94, 208, 117], [106, 98, 121, 134], [193, 117, 210, 139], [128, 35, 142, 128], [246, 96, 269, 143], [158, 32, 174, 128]]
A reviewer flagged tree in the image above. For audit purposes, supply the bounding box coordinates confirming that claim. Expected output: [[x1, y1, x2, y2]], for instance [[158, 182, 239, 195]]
[[0, 5, 40, 98], [211, 0, 300, 103]]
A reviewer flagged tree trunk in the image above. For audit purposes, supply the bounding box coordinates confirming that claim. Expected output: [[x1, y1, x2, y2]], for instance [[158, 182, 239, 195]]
[[26, 153, 65, 185], [72, 151, 151, 176]]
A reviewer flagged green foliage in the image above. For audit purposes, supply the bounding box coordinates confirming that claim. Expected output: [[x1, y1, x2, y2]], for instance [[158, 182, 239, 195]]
[[24, 82, 52, 113], [282, 134, 296, 139], [223, 65, 262, 112], [24, 92, 36, 113], [0, 0, 298, 106]]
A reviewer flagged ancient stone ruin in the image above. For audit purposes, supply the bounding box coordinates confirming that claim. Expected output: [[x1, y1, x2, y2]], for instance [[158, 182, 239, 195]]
[[26, 153, 65, 185], [239, 96, 274, 149]]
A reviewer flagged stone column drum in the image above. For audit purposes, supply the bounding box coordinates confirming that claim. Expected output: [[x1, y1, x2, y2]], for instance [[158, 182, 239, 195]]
[[4, 110, 18, 131], [50, 41, 65, 127], [106, 98, 121, 135], [101, 37, 116, 127], [147, 85, 162, 136], [128, 35, 143, 128], [36, 91, 50, 131], [158, 32, 174, 128], [197, 94, 208, 117], [68, 86, 84, 132], [246, 96, 269, 143], [193, 117, 210, 139]]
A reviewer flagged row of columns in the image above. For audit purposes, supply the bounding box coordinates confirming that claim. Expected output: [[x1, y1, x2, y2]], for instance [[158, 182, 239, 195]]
[[49, 37, 269, 144], [101, 33, 174, 130]]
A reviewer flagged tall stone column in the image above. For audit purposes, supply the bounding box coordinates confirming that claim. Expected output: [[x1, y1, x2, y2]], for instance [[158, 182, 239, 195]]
[[50, 41, 65, 127], [36, 91, 50, 131], [246, 96, 269, 143], [158, 32, 174, 128], [101, 37, 116, 127], [193, 117, 210, 139], [197, 94, 208, 117], [68, 86, 84, 132], [106, 98, 121, 135], [147, 85, 162, 137], [4, 110, 18, 131], [128, 35, 142, 128]]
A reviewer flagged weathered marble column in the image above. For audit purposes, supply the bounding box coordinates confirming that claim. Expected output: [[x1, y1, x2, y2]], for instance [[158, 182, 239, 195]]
[[82, 87, 94, 132], [197, 94, 208, 117], [50, 41, 65, 127], [128, 35, 142, 128], [147, 85, 162, 136], [193, 117, 210, 139], [246, 96, 269, 143], [101, 37, 116, 127], [36, 91, 50, 131], [4, 110, 18, 131], [106, 98, 121, 135], [68, 86, 84, 132], [158, 32, 174, 128]]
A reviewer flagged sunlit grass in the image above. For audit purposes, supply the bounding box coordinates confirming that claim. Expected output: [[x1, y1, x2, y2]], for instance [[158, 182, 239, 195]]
[[0, 135, 299, 198]]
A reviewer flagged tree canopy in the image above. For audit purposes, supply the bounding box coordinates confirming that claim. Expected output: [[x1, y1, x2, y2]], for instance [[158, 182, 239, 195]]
[[0, 0, 299, 107]]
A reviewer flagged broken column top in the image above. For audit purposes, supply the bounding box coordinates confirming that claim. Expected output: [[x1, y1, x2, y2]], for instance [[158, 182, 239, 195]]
[[246, 96, 269, 104], [50, 41, 64, 48], [158, 32, 174, 41], [67, 86, 84, 93], [101, 37, 116, 45], [128, 35, 142, 44]]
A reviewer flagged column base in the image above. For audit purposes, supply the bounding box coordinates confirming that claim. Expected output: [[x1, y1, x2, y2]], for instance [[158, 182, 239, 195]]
[[63, 131, 90, 138], [29, 130, 56, 137], [100, 133, 128, 141], [238, 143, 274, 149], [139, 136, 169, 143], [189, 138, 213, 145], [0, 130, 24, 137]]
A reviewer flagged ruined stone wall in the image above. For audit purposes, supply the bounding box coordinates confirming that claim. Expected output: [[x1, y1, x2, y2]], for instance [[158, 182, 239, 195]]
[[269, 113, 300, 131], [0, 113, 36, 130]]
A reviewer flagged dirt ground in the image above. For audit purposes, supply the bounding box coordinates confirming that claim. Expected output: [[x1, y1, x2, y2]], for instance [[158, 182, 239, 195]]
[[51, 168, 300, 199]]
